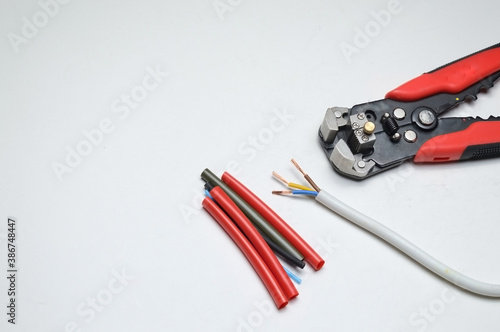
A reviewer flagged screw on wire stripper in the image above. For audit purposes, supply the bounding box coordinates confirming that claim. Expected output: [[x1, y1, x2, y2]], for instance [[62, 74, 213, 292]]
[[319, 43, 500, 180]]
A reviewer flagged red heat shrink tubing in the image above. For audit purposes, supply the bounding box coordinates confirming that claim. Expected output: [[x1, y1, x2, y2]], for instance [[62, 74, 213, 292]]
[[222, 172, 325, 270], [202, 197, 289, 309], [210, 187, 299, 300]]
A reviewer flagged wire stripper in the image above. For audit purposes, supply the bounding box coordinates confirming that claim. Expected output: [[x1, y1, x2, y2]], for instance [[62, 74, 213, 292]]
[[319, 43, 500, 180]]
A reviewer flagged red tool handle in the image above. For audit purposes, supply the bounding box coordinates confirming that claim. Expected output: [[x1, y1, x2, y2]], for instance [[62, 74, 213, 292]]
[[414, 121, 500, 163], [386, 43, 500, 102]]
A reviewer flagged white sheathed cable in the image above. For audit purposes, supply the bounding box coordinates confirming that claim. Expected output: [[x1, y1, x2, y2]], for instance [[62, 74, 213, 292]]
[[316, 190, 500, 297]]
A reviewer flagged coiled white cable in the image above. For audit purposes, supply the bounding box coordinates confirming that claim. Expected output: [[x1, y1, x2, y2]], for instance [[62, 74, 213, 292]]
[[316, 190, 500, 297]]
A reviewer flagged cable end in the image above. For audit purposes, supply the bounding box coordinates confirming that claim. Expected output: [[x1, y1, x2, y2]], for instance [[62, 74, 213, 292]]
[[272, 190, 292, 195], [291, 158, 306, 176], [272, 171, 288, 185]]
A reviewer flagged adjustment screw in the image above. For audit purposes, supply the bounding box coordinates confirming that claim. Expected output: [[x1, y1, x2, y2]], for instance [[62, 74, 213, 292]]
[[363, 121, 376, 135]]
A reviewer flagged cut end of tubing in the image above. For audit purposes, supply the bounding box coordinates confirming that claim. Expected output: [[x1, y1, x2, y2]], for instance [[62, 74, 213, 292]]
[[277, 299, 288, 310], [288, 292, 299, 301], [313, 259, 325, 270]]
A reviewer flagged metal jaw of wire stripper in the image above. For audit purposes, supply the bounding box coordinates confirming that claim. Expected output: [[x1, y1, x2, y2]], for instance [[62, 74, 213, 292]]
[[318, 42, 500, 180]]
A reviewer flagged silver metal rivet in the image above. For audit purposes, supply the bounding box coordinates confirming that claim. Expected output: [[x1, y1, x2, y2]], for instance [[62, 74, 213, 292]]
[[393, 108, 406, 120], [334, 110, 342, 118], [357, 113, 365, 120], [404, 130, 417, 143], [357, 160, 366, 168], [418, 109, 435, 126]]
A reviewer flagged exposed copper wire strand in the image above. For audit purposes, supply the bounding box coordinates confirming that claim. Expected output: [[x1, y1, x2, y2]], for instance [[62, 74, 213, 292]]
[[272, 171, 314, 191], [272, 190, 293, 195], [272, 171, 289, 185], [290, 159, 321, 192]]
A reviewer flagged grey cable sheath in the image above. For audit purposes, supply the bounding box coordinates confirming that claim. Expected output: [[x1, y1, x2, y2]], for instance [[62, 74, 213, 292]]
[[316, 190, 500, 297]]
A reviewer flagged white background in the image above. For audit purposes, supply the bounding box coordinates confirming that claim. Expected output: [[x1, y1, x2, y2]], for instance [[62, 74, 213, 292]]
[[1, 0, 500, 331]]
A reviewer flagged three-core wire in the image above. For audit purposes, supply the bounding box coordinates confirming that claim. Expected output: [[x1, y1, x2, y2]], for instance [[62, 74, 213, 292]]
[[273, 159, 500, 298]]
